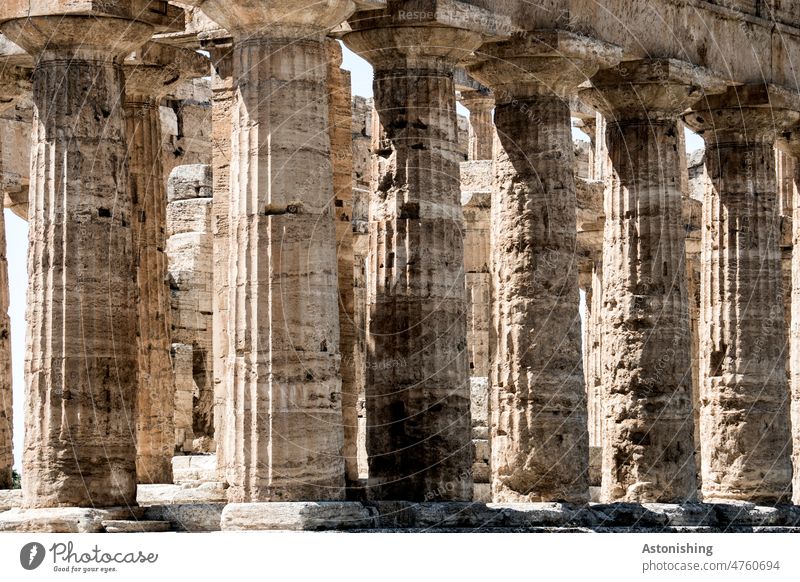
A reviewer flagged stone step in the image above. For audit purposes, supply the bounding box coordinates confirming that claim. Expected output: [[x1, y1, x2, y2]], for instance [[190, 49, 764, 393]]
[[172, 454, 218, 485], [137, 482, 227, 506], [102, 520, 173, 533]]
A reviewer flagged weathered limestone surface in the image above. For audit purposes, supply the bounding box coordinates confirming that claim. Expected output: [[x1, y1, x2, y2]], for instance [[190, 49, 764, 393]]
[[685, 85, 798, 504], [160, 78, 212, 179], [206, 41, 233, 484], [221, 502, 377, 531], [345, 21, 489, 502], [327, 39, 359, 491], [582, 60, 723, 503], [351, 95, 373, 482], [0, 75, 31, 221], [461, 159, 492, 502], [0, 67, 27, 490], [0, 507, 143, 533], [187, 0, 354, 502], [125, 42, 208, 484], [167, 165, 214, 454], [781, 131, 800, 505], [0, 14, 161, 508], [469, 31, 620, 503], [459, 90, 494, 161]]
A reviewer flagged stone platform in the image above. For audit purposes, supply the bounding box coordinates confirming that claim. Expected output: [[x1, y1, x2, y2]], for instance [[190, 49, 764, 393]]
[[219, 501, 800, 533], [3, 499, 800, 533]]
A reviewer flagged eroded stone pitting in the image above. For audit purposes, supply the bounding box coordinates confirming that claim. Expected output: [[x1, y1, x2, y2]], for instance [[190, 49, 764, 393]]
[[0, 0, 800, 529]]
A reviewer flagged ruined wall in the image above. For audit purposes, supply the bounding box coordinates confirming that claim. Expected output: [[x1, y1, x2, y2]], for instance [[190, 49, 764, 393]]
[[161, 78, 212, 183], [167, 164, 215, 455], [461, 159, 492, 502]]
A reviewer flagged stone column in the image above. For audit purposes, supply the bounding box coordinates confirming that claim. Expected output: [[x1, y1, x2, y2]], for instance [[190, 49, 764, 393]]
[[0, 67, 28, 490], [685, 84, 799, 504], [459, 90, 494, 161], [779, 129, 800, 505], [186, 0, 356, 502], [325, 39, 359, 492], [469, 31, 620, 503], [344, 20, 490, 502], [581, 59, 724, 503], [204, 38, 234, 484], [0, 198, 11, 490], [124, 42, 208, 484], [0, 14, 158, 507]]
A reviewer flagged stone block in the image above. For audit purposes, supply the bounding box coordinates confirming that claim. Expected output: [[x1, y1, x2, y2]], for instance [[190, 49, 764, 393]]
[[221, 502, 378, 531]]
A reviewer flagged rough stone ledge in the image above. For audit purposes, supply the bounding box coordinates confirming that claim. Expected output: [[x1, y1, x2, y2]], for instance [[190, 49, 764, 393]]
[[137, 482, 227, 506], [0, 489, 22, 512], [143, 503, 225, 533], [0, 507, 143, 533], [4, 501, 800, 532], [220, 502, 800, 532]]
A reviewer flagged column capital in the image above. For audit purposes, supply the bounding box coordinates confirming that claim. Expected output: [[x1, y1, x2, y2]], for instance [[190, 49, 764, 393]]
[[124, 42, 209, 101], [468, 30, 622, 101], [343, 1, 510, 70], [582, 58, 727, 121], [458, 89, 494, 113], [1, 16, 155, 60], [684, 84, 800, 143], [183, 0, 356, 40]]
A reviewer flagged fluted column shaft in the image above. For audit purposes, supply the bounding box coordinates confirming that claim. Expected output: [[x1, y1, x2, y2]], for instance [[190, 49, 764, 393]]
[[601, 117, 695, 501], [226, 34, 343, 502], [0, 191, 11, 490], [491, 89, 588, 502], [0, 16, 154, 508], [468, 32, 620, 503], [582, 60, 728, 503], [0, 72, 24, 490], [686, 87, 797, 504], [362, 60, 472, 501], [125, 79, 174, 485], [208, 44, 234, 485], [326, 40, 359, 490]]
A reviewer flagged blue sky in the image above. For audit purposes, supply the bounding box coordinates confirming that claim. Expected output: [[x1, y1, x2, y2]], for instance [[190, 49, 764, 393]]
[[3, 46, 705, 471]]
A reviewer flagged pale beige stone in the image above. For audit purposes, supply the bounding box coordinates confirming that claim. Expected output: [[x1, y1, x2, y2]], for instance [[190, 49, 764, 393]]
[[459, 90, 494, 161], [167, 165, 215, 454], [685, 84, 799, 504], [207, 42, 233, 485], [0, 15, 159, 509], [0, 507, 141, 533], [187, 0, 355, 502], [582, 59, 724, 503], [125, 42, 208, 485], [780, 130, 800, 505], [326, 39, 359, 491]]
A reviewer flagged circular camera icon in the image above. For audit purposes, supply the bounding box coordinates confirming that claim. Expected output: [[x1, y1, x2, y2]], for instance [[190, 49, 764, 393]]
[[20, 542, 46, 570]]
